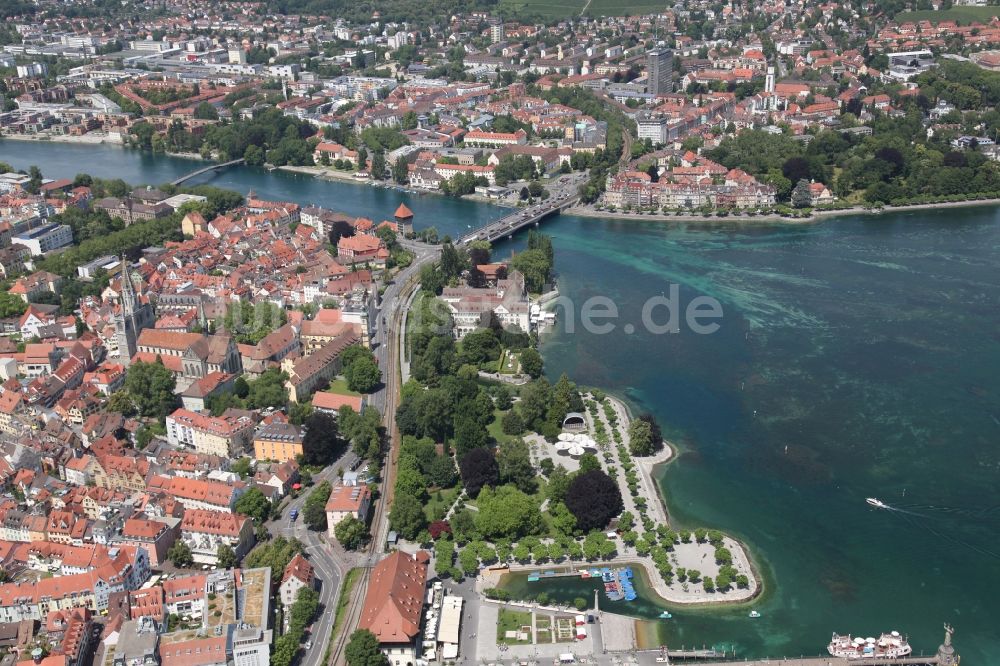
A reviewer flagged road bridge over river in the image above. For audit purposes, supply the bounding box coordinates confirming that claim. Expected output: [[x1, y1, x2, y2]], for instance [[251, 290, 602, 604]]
[[458, 171, 588, 244], [459, 193, 580, 244]]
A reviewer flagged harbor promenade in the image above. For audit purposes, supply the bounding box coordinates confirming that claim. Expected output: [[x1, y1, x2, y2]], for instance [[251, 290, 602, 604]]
[[587, 395, 759, 604], [684, 656, 944, 666]]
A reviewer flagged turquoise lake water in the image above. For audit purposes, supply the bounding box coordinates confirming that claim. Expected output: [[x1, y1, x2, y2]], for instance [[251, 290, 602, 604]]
[[4, 141, 998, 663]]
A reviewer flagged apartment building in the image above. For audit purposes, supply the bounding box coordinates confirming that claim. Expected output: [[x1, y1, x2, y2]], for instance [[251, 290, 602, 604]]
[[166, 408, 257, 458]]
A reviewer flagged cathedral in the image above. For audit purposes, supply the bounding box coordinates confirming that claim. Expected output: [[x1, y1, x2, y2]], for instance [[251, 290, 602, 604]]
[[113, 257, 155, 366]]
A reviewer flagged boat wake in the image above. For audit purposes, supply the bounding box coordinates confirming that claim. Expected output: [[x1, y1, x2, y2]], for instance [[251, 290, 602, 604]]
[[891, 503, 1000, 520], [867, 497, 1000, 560], [894, 511, 1000, 561]]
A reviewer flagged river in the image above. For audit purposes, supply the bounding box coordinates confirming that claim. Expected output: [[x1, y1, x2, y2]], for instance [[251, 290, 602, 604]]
[[4, 140, 999, 663]]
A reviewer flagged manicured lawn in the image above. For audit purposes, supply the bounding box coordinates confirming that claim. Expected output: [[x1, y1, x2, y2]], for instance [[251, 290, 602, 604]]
[[496, 608, 533, 644], [896, 6, 1000, 23], [424, 486, 461, 522], [487, 408, 509, 442], [326, 378, 360, 397], [497, 348, 521, 374], [330, 568, 362, 640]]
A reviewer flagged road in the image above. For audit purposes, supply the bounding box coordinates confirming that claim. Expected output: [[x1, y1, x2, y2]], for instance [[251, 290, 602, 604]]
[[326, 241, 440, 666], [458, 172, 589, 245], [265, 456, 360, 666], [325, 182, 586, 662]]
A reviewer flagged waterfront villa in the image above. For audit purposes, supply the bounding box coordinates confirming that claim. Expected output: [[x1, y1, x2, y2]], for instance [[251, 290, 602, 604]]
[[441, 270, 531, 338]]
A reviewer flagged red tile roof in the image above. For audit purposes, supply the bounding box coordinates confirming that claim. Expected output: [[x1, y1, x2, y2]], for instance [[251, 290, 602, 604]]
[[359, 550, 428, 644]]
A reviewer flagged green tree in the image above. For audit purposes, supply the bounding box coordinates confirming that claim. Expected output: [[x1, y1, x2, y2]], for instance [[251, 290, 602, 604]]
[[244, 144, 265, 166], [453, 414, 488, 458], [627, 418, 654, 456], [124, 360, 178, 420], [578, 453, 601, 474], [244, 537, 304, 583], [334, 515, 369, 550], [244, 368, 289, 410], [194, 102, 219, 120], [474, 485, 541, 540], [791, 178, 813, 208], [345, 356, 382, 393], [501, 410, 525, 435], [0, 292, 27, 318], [389, 493, 427, 540], [459, 328, 501, 365], [217, 544, 238, 569], [497, 438, 536, 493], [510, 249, 551, 293], [302, 481, 332, 532], [427, 455, 457, 487], [301, 411, 346, 465], [550, 501, 578, 536], [234, 488, 271, 523], [393, 156, 409, 184], [546, 465, 571, 503], [459, 547, 480, 576], [231, 457, 253, 478], [371, 150, 386, 180], [340, 406, 383, 461], [168, 540, 193, 568], [345, 630, 388, 666], [517, 377, 551, 431], [519, 348, 543, 379]]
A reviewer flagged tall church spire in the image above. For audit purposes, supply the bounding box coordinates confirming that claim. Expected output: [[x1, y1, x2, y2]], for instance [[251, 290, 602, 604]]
[[114, 255, 154, 367], [120, 255, 136, 315]]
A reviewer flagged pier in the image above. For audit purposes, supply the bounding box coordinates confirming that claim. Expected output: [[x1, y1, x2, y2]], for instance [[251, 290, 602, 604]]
[[170, 157, 245, 185], [657, 624, 959, 666], [678, 656, 943, 666]]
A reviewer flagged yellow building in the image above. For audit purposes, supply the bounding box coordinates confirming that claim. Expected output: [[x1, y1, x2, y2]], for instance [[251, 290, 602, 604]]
[[253, 422, 305, 462]]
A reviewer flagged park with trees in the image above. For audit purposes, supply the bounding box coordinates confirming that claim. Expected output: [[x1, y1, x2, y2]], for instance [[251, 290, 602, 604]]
[[383, 239, 759, 603]]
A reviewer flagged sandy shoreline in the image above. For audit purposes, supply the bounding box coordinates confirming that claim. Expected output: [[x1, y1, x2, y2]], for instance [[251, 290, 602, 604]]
[[568, 197, 1000, 225]]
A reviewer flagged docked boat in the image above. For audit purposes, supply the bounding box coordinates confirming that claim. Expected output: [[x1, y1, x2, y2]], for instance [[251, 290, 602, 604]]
[[866, 497, 888, 509], [828, 632, 912, 660], [749, 611, 761, 618]]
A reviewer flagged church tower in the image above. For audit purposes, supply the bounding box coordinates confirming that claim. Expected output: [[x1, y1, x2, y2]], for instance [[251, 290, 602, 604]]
[[113, 256, 155, 366]]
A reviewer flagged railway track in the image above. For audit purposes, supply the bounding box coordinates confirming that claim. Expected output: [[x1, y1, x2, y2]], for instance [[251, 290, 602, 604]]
[[327, 268, 425, 666], [326, 565, 372, 666]]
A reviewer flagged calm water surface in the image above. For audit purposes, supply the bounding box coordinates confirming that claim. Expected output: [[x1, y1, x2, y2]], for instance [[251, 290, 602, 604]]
[[6, 140, 999, 663]]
